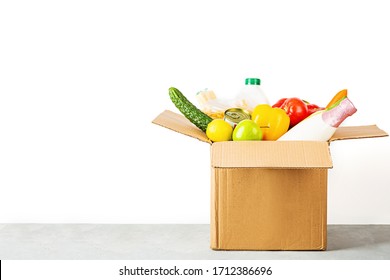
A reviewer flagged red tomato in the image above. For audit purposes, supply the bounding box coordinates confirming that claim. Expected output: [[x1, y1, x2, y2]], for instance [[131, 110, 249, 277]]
[[307, 103, 324, 115], [272, 98, 287, 108], [279, 97, 309, 127]]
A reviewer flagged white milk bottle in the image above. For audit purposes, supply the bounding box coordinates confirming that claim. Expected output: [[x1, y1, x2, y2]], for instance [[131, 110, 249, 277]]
[[234, 78, 269, 112], [278, 97, 357, 141]]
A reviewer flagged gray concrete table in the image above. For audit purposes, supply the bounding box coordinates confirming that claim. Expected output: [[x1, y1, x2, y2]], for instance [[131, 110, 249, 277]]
[[0, 224, 389, 259]]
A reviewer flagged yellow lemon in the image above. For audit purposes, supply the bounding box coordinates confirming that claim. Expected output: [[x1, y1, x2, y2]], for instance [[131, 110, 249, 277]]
[[206, 119, 233, 142]]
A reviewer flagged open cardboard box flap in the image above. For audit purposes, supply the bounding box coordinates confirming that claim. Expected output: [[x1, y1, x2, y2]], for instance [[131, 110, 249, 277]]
[[153, 110, 388, 168], [329, 125, 388, 141], [152, 110, 211, 143]]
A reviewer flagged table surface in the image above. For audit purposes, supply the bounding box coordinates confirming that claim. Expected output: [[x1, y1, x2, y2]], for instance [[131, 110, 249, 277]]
[[1, 224, 389, 260]]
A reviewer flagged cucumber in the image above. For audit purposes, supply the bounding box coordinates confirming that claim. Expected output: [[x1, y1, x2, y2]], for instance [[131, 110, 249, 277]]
[[169, 87, 213, 132]]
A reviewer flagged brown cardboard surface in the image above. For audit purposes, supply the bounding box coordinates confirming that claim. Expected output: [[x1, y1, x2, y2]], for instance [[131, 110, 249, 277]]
[[330, 125, 388, 141], [211, 141, 333, 168], [211, 168, 327, 250], [152, 110, 211, 144]]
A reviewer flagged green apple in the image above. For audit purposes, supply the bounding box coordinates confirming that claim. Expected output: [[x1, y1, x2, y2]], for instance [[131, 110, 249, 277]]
[[232, 119, 263, 141]]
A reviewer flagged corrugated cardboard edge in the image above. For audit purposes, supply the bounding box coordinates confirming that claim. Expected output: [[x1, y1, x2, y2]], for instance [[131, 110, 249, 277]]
[[330, 125, 388, 141], [210, 167, 219, 250], [211, 141, 333, 169], [152, 110, 211, 144], [319, 175, 328, 251]]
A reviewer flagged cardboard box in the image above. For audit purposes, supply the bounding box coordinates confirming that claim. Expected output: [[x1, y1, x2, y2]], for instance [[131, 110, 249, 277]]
[[153, 110, 388, 250]]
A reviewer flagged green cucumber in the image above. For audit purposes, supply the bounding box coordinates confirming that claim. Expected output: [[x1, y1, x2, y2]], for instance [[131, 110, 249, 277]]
[[169, 87, 212, 132]]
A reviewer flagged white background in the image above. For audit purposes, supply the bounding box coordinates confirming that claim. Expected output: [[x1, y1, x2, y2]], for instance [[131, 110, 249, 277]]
[[0, 0, 389, 224], [3, 260, 390, 280]]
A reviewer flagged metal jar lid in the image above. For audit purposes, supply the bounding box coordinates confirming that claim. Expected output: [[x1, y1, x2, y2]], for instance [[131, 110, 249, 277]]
[[224, 108, 251, 128]]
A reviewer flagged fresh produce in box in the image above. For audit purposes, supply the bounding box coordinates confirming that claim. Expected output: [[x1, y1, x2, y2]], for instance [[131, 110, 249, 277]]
[[251, 104, 290, 140], [306, 102, 325, 115], [169, 87, 212, 132], [278, 97, 357, 141], [272, 97, 310, 128], [326, 89, 348, 109], [273, 97, 324, 128], [232, 119, 263, 141], [206, 119, 233, 142], [168, 83, 355, 143]]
